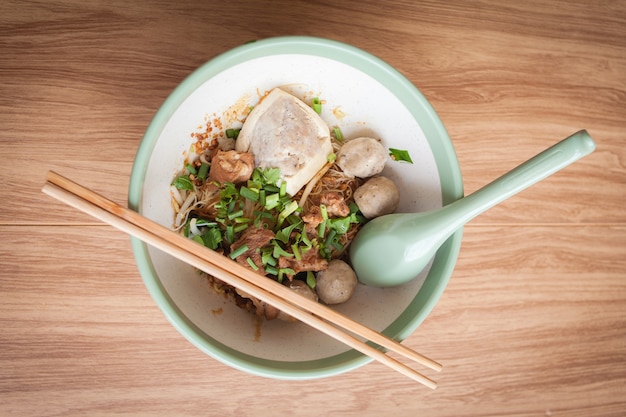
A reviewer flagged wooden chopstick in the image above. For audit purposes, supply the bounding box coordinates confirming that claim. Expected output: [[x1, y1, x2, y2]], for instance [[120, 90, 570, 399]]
[[42, 171, 441, 388]]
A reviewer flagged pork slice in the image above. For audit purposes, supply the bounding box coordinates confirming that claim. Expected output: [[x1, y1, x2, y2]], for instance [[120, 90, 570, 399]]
[[231, 227, 275, 273]]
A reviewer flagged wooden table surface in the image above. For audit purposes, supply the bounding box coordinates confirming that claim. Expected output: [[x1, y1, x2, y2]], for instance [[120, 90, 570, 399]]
[[1, 1, 625, 416]]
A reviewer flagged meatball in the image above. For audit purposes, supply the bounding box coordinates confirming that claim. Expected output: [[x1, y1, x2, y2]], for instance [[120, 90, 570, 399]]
[[315, 260, 358, 305], [353, 176, 400, 219], [336, 137, 388, 178]]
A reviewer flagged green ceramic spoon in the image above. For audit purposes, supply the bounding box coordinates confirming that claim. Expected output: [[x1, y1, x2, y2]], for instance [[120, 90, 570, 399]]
[[349, 130, 596, 287]]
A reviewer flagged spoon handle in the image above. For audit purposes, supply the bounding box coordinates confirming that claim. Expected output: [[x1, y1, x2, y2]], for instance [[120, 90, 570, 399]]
[[441, 130, 596, 233]]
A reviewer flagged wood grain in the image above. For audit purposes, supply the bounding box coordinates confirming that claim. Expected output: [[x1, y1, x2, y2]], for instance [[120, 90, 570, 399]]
[[1, 1, 625, 416]]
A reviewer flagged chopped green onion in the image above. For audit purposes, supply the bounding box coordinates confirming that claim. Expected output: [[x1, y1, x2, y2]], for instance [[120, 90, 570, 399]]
[[172, 175, 194, 190], [320, 204, 328, 220], [277, 268, 295, 283], [258, 189, 266, 206], [225, 128, 240, 139], [389, 148, 414, 163], [229, 244, 249, 259], [246, 257, 259, 271], [332, 240, 344, 251], [311, 97, 322, 114], [264, 193, 280, 210], [277, 200, 299, 227], [228, 209, 244, 220], [332, 127, 343, 142], [262, 248, 277, 266], [281, 267, 295, 276], [185, 163, 197, 175], [306, 271, 316, 289], [279, 181, 287, 197], [239, 186, 259, 202], [197, 162, 209, 180], [225, 225, 235, 243], [327, 153, 336, 163], [291, 243, 302, 261], [317, 219, 327, 237], [264, 185, 280, 194], [265, 265, 278, 276], [254, 210, 273, 221], [233, 223, 249, 233], [195, 219, 217, 227]]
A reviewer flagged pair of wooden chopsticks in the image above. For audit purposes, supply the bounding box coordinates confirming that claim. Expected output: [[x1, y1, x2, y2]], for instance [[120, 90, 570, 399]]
[[42, 171, 442, 389]]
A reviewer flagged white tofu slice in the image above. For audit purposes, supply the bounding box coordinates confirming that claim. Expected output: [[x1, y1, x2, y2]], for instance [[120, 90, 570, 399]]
[[235, 88, 332, 196]]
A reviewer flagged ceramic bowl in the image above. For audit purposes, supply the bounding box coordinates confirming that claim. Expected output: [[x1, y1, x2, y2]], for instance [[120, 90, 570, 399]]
[[128, 36, 463, 379]]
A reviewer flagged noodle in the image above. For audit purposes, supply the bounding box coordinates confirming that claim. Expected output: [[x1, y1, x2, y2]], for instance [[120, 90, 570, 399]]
[[170, 94, 371, 321]]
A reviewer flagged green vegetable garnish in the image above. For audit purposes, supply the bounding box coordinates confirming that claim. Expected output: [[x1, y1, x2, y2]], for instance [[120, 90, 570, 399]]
[[172, 175, 194, 190], [333, 127, 343, 141], [272, 242, 293, 259], [277, 268, 295, 283], [229, 244, 249, 259], [197, 162, 209, 180], [389, 148, 414, 163], [246, 257, 259, 271], [178, 159, 365, 284], [317, 219, 327, 237], [254, 167, 281, 186], [228, 209, 244, 221], [311, 97, 322, 114], [274, 221, 301, 244], [239, 186, 259, 202], [277, 200, 299, 227], [185, 163, 197, 175], [320, 204, 328, 220], [201, 227, 222, 250], [225, 128, 240, 139], [291, 243, 302, 261], [306, 271, 316, 289]]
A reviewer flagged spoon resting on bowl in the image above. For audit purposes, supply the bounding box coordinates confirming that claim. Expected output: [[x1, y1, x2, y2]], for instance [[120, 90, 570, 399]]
[[349, 130, 596, 287]]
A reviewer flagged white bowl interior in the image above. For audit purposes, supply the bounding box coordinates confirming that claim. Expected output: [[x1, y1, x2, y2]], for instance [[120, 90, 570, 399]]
[[129, 37, 463, 379]]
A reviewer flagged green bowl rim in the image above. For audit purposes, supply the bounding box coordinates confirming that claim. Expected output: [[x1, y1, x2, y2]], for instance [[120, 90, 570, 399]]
[[128, 35, 463, 380]]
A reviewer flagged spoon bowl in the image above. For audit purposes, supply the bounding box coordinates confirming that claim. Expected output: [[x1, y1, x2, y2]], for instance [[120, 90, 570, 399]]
[[350, 130, 596, 287]]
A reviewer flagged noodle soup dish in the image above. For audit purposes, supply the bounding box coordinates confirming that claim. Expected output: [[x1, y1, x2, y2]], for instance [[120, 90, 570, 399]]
[[128, 36, 463, 380]]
